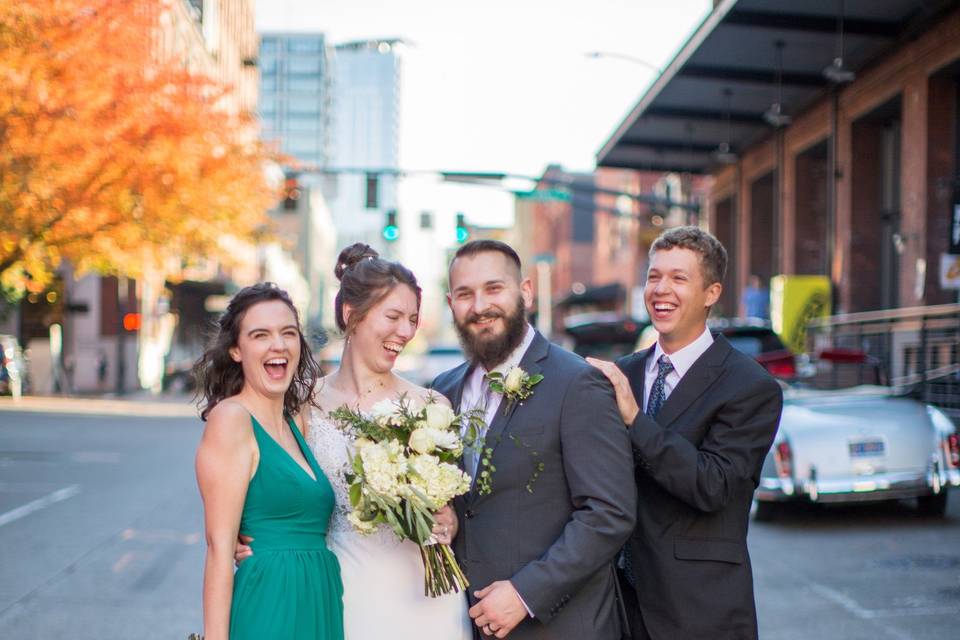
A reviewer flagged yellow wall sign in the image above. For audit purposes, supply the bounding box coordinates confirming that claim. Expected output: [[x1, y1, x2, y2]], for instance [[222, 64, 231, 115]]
[[770, 275, 832, 354], [940, 254, 960, 290]]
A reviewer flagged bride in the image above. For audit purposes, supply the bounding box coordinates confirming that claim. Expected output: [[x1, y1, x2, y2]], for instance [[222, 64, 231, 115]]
[[241, 243, 471, 639]]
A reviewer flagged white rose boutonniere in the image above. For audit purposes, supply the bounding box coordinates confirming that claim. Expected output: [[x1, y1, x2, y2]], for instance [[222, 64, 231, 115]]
[[485, 365, 543, 410]]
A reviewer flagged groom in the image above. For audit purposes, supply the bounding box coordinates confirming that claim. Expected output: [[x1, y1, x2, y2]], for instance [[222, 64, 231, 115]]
[[432, 240, 636, 640]]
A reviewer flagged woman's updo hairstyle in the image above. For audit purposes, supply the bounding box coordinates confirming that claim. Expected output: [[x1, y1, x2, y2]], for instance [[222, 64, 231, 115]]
[[334, 243, 422, 334]]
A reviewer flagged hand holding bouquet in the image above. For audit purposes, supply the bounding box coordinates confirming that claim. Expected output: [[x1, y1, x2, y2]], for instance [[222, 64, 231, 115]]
[[329, 393, 482, 597]]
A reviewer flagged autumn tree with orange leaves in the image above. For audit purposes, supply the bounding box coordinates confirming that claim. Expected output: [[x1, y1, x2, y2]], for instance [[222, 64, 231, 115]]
[[0, 0, 277, 297]]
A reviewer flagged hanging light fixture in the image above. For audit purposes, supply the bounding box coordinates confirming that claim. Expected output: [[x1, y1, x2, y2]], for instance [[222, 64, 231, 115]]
[[713, 87, 738, 164], [823, 0, 856, 84], [764, 40, 793, 128]]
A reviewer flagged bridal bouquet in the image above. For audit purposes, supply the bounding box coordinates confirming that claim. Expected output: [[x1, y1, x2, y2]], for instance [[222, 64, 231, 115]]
[[329, 393, 483, 597]]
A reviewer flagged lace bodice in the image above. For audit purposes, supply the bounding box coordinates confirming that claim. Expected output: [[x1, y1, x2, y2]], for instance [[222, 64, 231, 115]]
[[307, 409, 401, 545]]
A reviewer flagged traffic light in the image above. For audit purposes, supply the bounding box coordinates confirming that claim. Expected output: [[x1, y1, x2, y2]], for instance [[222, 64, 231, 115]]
[[283, 174, 301, 210], [455, 212, 469, 243], [383, 210, 399, 242]]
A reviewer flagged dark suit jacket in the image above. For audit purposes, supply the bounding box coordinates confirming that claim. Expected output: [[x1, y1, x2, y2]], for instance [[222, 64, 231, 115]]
[[616, 335, 782, 640], [432, 332, 637, 640]]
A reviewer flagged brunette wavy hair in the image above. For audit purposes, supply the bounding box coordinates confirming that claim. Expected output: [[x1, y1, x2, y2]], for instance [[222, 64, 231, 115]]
[[193, 282, 322, 421], [333, 243, 422, 334]]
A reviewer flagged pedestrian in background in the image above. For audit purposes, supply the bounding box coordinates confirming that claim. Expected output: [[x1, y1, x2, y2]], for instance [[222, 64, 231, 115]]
[[742, 274, 769, 320]]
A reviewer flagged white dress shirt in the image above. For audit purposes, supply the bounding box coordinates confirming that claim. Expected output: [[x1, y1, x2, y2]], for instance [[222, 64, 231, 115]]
[[460, 324, 536, 428], [643, 327, 714, 412]]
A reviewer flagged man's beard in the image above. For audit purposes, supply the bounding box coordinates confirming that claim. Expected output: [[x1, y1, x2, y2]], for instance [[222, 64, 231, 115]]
[[455, 295, 528, 371]]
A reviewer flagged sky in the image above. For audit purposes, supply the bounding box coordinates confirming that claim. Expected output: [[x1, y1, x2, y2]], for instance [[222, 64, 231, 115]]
[[256, 0, 713, 179]]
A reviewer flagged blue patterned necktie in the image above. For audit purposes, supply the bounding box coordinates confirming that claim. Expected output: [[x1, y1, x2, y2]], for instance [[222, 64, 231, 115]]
[[623, 354, 675, 588], [646, 355, 674, 417]]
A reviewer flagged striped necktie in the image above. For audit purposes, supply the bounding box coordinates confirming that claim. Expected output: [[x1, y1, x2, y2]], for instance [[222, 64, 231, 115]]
[[646, 355, 674, 417]]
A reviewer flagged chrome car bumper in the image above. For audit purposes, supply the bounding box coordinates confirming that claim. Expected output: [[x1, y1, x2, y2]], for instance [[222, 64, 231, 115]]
[[756, 467, 960, 503]]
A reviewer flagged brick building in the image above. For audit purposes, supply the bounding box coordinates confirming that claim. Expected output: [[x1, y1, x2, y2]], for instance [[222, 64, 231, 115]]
[[514, 166, 708, 336], [598, 0, 960, 318]]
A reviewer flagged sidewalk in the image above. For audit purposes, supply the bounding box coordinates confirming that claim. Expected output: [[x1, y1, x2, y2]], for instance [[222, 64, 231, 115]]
[[0, 392, 198, 418]]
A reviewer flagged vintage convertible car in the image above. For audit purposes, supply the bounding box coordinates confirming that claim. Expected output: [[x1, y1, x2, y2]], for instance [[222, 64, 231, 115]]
[[754, 385, 960, 519]]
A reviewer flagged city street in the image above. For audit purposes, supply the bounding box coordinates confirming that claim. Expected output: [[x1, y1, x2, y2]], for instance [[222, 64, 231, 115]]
[[0, 403, 958, 639]]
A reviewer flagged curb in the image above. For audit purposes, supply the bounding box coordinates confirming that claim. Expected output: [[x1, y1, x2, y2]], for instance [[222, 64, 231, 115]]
[[0, 396, 198, 418]]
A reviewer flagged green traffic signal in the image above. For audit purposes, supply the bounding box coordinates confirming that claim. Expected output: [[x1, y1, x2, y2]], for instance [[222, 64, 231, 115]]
[[383, 210, 399, 242], [455, 212, 468, 243]]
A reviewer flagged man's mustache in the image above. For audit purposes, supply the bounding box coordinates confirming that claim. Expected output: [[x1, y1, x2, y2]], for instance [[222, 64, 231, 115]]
[[466, 311, 503, 324]]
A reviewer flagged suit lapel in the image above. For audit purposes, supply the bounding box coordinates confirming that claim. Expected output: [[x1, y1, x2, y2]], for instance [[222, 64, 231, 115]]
[[620, 347, 653, 410], [442, 361, 472, 412], [467, 332, 550, 502], [654, 335, 730, 427]]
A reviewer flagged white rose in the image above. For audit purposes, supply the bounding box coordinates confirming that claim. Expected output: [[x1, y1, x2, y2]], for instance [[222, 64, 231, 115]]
[[409, 428, 436, 454], [425, 402, 456, 430], [371, 398, 403, 426], [504, 367, 525, 393], [427, 428, 459, 451]]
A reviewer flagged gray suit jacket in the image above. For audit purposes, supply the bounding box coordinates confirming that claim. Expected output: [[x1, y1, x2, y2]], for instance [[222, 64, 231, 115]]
[[432, 332, 636, 640]]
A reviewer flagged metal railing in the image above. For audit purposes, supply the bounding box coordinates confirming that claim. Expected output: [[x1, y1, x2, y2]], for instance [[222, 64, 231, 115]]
[[805, 304, 960, 420]]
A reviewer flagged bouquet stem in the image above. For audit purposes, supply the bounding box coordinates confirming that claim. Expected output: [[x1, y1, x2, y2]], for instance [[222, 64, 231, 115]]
[[420, 543, 470, 597]]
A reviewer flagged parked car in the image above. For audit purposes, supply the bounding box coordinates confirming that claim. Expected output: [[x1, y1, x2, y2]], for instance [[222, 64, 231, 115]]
[[712, 320, 797, 380], [405, 345, 465, 386], [637, 319, 799, 381], [0, 334, 26, 396], [754, 385, 960, 520], [563, 312, 648, 361]]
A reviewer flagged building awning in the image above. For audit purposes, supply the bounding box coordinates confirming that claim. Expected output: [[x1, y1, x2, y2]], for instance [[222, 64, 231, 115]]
[[597, 0, 951, 174]]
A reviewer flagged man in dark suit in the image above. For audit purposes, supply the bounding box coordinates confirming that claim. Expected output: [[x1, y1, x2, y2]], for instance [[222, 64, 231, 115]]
[[433, 240, 636, 640], [589, 226, 783, 640]]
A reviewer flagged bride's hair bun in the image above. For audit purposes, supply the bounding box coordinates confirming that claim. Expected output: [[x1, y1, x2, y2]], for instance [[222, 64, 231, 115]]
[[335, 243, 380, 280]]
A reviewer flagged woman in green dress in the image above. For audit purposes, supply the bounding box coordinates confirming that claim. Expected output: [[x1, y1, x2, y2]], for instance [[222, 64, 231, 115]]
[[195, 283, 344, 640]]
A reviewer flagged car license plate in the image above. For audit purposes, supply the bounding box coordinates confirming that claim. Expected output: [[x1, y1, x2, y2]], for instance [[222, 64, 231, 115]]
[[849, 439, 885, 457]]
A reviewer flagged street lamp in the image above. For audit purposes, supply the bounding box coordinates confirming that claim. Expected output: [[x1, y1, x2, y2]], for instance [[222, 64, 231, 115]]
[[584, 51, 661, 74]]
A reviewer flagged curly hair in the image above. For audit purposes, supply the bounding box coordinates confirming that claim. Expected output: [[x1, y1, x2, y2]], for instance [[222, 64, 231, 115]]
[[649, 226, 728, 286], [333, 243, 421, 334], [193, 282, 322, 421]]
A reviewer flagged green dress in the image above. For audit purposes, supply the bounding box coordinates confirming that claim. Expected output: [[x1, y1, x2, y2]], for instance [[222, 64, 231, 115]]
[[229, 415, 344, 640]]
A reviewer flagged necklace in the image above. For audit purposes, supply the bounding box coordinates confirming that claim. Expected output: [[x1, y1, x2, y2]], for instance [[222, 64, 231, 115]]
[[332, 374, 388, 408]]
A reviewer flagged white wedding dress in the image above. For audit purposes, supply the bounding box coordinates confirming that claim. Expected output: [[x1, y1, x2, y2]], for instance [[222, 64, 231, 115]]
[[308, 410, 472, 640]]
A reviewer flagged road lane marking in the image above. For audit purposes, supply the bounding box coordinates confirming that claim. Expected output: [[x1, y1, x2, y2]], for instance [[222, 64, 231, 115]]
[[809, 582, 960, 621], [0, 485, 80, 528], [120, 527, 203, 544]]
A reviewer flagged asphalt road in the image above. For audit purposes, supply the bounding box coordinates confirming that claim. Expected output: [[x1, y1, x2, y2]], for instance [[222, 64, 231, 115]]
[[0, 404, 958, 639]]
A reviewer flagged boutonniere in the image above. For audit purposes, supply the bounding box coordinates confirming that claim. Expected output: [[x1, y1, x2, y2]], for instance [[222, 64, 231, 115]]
[[468, 367, 546, 497], [485, 366, 543, 411]]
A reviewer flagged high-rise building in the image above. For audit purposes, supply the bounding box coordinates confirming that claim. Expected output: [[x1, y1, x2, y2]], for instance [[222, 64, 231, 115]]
[[258, 33, 332, 167], [257, 34, 403, 257], [327, 39, 402, 255]]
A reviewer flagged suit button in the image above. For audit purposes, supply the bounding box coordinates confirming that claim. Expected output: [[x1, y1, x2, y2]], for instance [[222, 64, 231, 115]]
[[465, 509, 475, 519]]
